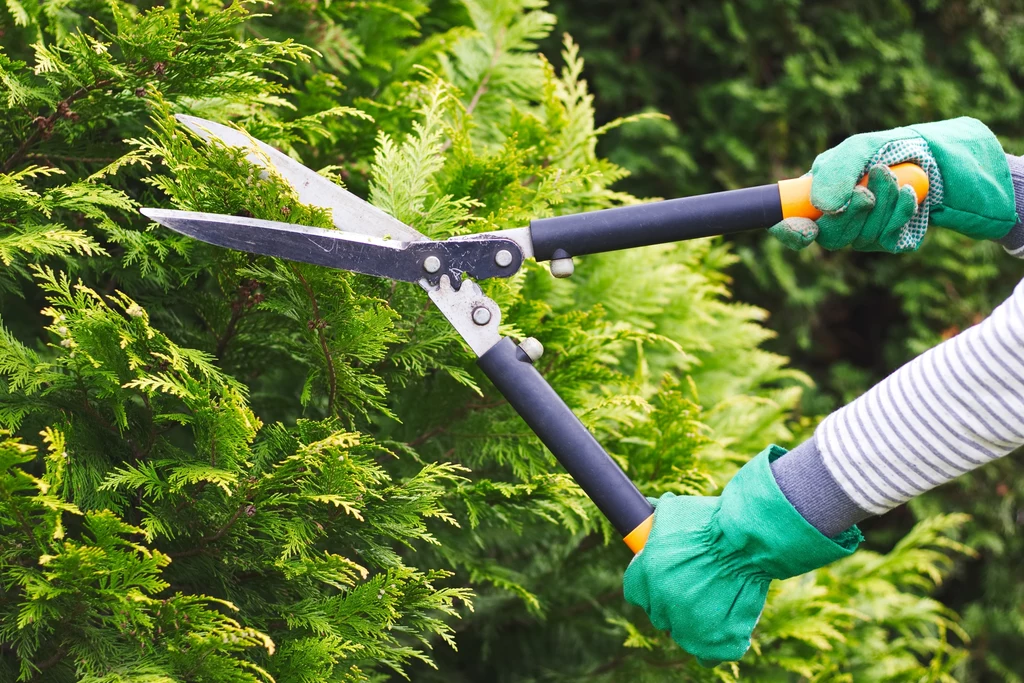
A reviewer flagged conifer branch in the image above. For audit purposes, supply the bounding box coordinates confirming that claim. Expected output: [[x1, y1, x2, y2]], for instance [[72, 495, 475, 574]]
[[7, 500, 40, 552], [215, 306, 245, 359], [290, 264, 337, 415], [77, 388, 145, 461], [173, 485, 204, 514], [140, 393, 156, 459], [169, 503, 248, 558], [29, 647, 65, 679], [408, 397, 506, 447], [441, 28, 504, 153], [203, 504, 248, 544], [467, 30, 505, 115], [464, 71, 492, 119], [216, 279, 261, 358], [588, 655, 625, 677], [409, 425, 447, 448], [2, 79, 115, 173], [26, 153, 117, 164]]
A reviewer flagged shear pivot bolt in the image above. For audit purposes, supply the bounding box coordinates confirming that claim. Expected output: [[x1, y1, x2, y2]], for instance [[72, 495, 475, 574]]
[[550, 257, 574, 278], [423, 256, 441, 274], [494, 249, 513, 267], [519, 337, 544, 362], [472, 306, 492, 326]]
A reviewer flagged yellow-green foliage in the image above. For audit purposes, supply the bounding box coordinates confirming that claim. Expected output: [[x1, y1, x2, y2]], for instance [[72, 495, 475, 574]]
[[0, 0, 973, 680]]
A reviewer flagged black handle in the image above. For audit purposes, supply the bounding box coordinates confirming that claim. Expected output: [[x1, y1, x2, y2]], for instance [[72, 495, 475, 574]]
[[478, 337, 654, 543], [529, 184, 783, 261]]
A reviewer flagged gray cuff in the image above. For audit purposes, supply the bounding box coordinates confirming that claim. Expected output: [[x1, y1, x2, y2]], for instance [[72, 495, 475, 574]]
[[1001, 154, 1024, 256], [769, 437, 872, 538]]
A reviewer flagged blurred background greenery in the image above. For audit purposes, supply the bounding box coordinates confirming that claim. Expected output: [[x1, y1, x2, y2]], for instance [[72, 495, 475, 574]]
[[541, 0, 1024, 678]]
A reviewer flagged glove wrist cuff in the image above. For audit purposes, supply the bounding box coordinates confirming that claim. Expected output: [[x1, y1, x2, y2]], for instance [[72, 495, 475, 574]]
[[909, 117, 1018, 239], [718, 446, 862, 579]]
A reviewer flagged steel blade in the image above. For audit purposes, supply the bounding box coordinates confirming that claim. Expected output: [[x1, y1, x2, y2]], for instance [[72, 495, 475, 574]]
[[175, 114, 426, 243], [140, 209, 524, 287]]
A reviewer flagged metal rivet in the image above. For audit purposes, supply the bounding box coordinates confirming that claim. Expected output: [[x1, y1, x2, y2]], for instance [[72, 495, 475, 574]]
[[519, 337, 543, 362], [423, 255, 441, 273], [550, 257, 574, 278], [494, 249, 513, 267], [471, 306, 492, 326]]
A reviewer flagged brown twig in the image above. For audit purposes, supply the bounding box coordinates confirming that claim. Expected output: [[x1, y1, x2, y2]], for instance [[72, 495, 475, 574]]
[[215, 305, 245, 359], [215, 279, 262, 358], [29, 647, 65, 680], [463, 70, 492, 118], [77, 389, 144, 461], [407, 397, 508, 448], [25, 153, 116, 164], [409, 425, 448, 448], [8, 501, 40, 551], [440, 28, 504, 153], [588, 655, 625, 678], [168, 503, 248, 559], [3, 79, 114, 173], [201, 505, 247, 544], [173, 482, 206, 513], [290, 265, 337, 415]]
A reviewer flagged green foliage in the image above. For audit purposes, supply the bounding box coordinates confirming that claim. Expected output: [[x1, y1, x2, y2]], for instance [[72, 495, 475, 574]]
[[550, 1, 1024, 677], [0, 0, 980, 680], [0, 429, 276, 682], [545, 0, 1024, 389]]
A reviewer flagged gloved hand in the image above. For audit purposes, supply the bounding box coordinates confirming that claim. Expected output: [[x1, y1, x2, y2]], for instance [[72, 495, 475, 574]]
[[770, 117, 1018, 253], [623, 446, 862, 665]]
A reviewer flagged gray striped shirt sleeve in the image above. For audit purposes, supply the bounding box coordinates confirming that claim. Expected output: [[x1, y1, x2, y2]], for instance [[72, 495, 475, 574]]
[[771, 153, 1024, 535], [1002, 155, 1024, 257], [816, 275, 1024, 516]]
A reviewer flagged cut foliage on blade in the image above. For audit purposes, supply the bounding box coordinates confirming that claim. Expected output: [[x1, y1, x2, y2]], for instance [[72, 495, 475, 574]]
[[175, 115, 426, 242]]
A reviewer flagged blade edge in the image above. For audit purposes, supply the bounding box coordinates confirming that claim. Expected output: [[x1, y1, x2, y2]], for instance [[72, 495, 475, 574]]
[[174, 115, 427, 243]]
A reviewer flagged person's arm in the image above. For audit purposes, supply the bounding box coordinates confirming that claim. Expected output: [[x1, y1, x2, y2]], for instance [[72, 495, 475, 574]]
[[624, 118, 1023, 666], [773, 275, 1024, 536], [774, 151, 1024, 534]]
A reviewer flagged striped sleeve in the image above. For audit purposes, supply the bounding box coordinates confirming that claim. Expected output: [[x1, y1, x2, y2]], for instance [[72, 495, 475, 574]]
[[1003, 154, 1024, 257], [817, 276, 1024, 515]]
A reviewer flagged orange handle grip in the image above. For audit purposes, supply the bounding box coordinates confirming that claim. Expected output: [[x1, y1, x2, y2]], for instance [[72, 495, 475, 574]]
[[777, 163, 930, 221]]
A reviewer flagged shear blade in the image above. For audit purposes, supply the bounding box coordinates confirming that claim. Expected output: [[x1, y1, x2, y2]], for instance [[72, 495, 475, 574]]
[[141, 208, 524, 287], [141, 208, 432, 282], [175, 114, 426, 243]]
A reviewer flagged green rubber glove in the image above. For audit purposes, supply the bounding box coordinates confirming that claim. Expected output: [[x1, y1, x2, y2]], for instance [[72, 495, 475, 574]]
[[770, 117, 1018, 252], [623, 446, 862, 665]]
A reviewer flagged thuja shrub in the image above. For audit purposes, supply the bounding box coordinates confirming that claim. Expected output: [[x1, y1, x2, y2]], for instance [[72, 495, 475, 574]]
[[0, 0, 972, 680]]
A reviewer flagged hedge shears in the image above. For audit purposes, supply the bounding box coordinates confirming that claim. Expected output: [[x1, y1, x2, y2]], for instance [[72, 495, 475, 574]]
[[141, 116, 928, 553]]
